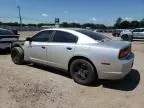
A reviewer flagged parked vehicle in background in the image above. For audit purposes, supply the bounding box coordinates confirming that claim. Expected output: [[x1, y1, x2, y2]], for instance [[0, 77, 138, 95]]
[[0, 28, 19, 50], [120, 28, 144, 41], [11, 29, 19, 35], [11, 28, 134, 85], [112, 29, 123, 37]]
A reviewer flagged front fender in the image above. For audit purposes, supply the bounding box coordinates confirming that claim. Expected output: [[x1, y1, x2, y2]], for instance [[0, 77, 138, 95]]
[[11, 41, 25, 50], [120, 31, 132, 37]]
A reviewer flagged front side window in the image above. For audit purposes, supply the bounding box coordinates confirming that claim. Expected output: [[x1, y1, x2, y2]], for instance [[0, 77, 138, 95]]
[[133, 29, 140, 32], [53, 31, 78, 43], [140, 29, 144, 32], [142, 29, 144, 32], [32, 30, 53, 42]]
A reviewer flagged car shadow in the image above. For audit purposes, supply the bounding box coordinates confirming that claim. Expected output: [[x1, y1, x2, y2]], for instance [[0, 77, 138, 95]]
[[27, 63, 71, 79], [27, 64, 140, 91], [132, 40, 144, 43], [91, 69, 140, 91]]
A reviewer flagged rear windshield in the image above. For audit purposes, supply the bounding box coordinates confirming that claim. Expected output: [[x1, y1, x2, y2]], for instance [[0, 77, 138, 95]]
[[76, 30, 111, 41]]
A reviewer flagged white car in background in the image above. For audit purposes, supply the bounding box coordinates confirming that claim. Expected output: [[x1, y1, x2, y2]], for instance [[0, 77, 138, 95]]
[[120, 28, 144, 41]]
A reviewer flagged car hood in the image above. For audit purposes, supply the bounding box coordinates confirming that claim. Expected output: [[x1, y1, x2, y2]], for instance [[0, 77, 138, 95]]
[[98, 40, 131, 49]]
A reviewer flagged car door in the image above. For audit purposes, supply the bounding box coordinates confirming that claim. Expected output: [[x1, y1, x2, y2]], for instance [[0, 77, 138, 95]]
[[46, 30, 78, 70], [138, 29, 144, 39], [132, 29, 141, 38], [27, 30, 54, 64]]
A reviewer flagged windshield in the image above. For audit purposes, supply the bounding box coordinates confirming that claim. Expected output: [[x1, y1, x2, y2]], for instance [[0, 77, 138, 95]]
[[76, 30, 111, 41]]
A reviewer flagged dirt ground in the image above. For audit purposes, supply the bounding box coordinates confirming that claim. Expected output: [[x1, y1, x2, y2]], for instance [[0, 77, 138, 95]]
[[0, 32, 144, 108]]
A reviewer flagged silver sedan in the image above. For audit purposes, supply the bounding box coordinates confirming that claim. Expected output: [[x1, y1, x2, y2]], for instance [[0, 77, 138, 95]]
[[11, 28, 134, 85]]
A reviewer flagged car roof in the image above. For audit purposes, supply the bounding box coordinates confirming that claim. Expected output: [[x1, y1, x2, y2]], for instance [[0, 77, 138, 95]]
[[0, 28, 8, 31], [135, 28, 144, 29], [40, 28, 98, 44], [42, 28, 82, 31]]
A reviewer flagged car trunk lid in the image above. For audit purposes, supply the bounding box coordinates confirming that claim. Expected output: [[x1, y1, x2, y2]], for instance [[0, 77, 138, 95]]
[[98, 40, 132, 59], [0, 35, 19, 43], [99, 40, 131, 49]]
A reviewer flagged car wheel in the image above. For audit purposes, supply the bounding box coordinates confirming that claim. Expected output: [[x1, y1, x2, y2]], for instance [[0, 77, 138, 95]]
[[121, 35, 133, 41], [11, 47, 24, 65], [70, 59, 97, 85]]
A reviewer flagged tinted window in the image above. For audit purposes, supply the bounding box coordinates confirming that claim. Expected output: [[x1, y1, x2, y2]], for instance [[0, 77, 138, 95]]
[[76, 30, 110, 41], [133, 29, 140, 32], [53, 31, 78, 43], [0, 30, 12, 35], [139, 29, 144, 32], [32, 30, 53, 42]]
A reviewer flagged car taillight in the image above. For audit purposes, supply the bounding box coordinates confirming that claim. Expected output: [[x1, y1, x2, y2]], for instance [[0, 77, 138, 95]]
[[119, 46, 131, 59]]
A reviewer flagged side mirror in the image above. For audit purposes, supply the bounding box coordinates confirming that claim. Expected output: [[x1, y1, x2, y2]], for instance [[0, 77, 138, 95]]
[[26, 37, 32, 42]]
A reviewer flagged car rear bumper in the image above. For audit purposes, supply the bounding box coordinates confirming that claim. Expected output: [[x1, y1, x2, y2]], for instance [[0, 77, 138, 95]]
[[98, 53, 134, 80], [0, 43, 11, 50], [0, 37, 19, 50]]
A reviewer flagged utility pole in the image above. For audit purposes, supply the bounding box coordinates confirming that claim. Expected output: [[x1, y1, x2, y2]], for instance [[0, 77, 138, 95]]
[[17, 5, 22, 31]]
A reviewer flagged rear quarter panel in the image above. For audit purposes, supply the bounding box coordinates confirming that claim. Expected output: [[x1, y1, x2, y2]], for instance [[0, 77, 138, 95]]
[[74, 43, 119, 74], [90, 44, 120, 75]]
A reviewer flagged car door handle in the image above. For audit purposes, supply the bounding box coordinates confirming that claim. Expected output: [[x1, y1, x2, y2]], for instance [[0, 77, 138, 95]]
[[41, 46, 46, 49], [66, 47, 72, 50]]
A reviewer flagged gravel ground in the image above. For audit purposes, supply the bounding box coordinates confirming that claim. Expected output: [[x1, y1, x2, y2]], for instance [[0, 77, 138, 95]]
[[0, 32, 144, 108]]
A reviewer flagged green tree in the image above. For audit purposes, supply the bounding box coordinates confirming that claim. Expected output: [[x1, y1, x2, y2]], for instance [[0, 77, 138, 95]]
[[82, 23, 96, 29], [95, 24, 106, 29], [140, 19, 144, 27], [114, 17, 122, 28], [120, 21, 131, 29], [37, 23, 45, 27], [27, 24, 37, 27], [61, 22, 69, 27], [69, 23, 81, 28], [130, 21, 140, 28]]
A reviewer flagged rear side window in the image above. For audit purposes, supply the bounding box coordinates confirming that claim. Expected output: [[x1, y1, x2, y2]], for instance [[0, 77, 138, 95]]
[[133, 29, 140, 32], [32, 30, 53, 42], [140, 29, 144, 32], [133, 29, 144, 32], [76, 30, 110, 41], [0, 30, 12, 35], [53, 31, 78, 43]]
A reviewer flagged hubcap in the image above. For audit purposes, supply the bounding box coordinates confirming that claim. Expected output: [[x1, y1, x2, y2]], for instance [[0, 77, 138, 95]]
[[75, 63, 89, 80], [12, 50, 20, 63]]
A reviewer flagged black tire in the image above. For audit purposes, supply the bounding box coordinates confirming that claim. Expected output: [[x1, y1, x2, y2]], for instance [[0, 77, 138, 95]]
[[121, 35, 133, 41], [11, 47, 24, 65], [70, 59, 97, 85]]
